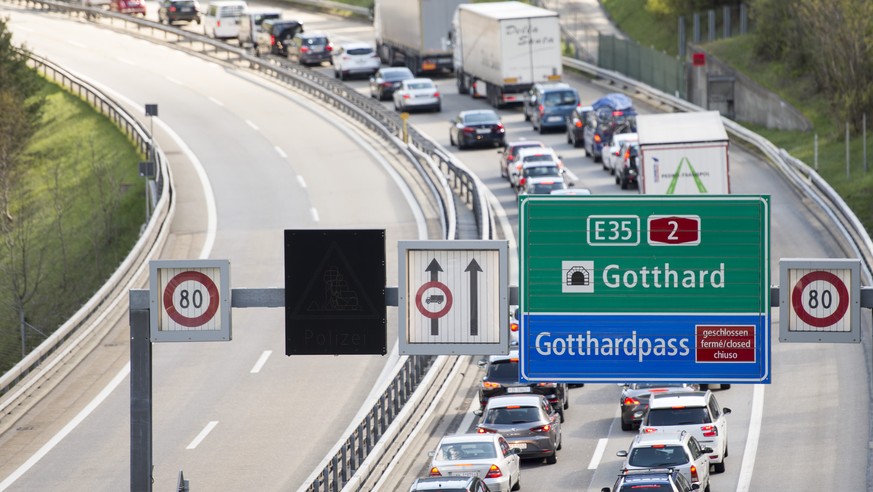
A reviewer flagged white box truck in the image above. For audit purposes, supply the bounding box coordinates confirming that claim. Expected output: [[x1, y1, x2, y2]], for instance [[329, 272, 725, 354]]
[[452, 1, 562, 108], [637, 111, 731, 194], [373, 0, 466, 75]]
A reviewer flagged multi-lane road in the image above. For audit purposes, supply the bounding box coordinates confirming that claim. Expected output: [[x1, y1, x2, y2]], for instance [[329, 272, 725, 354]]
[[0, 3, 870, 491]]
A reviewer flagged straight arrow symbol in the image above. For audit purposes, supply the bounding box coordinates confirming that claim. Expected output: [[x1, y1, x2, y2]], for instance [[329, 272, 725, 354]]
[[466, 259, 482, 336], [426, 259, 442, 336]]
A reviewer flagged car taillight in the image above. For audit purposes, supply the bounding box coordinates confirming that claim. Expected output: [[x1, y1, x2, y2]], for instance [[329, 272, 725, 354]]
[[537, 382, 556, 388], [429, 467, 441, 477], [594, 134, 601, 143], [381, 82, 393, 87], [477, 426, 498, 433], [538, 104, 544, 115], [300, 46, 310, 53], [433, 91, 440, 98], [510, 322, 519, 332], [270, 34, 276, 45], [701, 425, 718, 437], [326, 44, 333, 51], [496, 123, 505, 132], [531, 424, 551, 433], [690, 465, 699, 482], [485, 465, 503, 479], [643, 427, 657, 433], [463, 127, 476, 134], [168, 5, 176, 11], [623, 397, 640, 406], [519, 177, 526, 186], [403, 94, 410, 99], [216, 19, 222, 27], [482, 381, 501, 389]]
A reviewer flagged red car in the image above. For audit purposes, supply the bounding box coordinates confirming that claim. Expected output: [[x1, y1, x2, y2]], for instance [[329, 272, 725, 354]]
[[110, 0, 146, 15]]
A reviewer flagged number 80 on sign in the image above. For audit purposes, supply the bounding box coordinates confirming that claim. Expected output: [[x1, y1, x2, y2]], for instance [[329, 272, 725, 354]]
[[779, 259, 860, 343], [149, 259, 232, 342]]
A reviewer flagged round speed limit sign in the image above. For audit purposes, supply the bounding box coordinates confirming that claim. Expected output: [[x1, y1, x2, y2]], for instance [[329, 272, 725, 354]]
[[149, 260, 231, 342], [780, 259, 860, 342], [163, 270, 220, 328]]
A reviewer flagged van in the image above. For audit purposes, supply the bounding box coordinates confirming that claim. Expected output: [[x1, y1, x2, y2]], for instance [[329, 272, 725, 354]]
[[524, 83, 580, 134], [202, 0, 247, 40], [237, 7, 281, 49], [255, 19, 304, 57]]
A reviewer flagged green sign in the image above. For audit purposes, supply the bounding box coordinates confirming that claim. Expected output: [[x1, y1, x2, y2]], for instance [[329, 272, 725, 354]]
[[518, 195, 770, 314]]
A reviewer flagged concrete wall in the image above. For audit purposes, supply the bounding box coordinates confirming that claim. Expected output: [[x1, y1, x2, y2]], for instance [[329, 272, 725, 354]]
[[688, 49, 812, 132]]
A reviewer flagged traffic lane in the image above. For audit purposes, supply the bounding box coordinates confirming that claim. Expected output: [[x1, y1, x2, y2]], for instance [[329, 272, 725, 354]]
[[1, 10, 418, 491]]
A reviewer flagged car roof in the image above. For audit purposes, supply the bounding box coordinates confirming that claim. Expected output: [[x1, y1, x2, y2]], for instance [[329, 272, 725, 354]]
[[632, 430, 690, 446], [550, 188, 591, 195], [410, 476, 476, 490], [516, 147, 558, 157], [460, 109, 499, 117], [405, 78, 435, 84], [439, 433, 499, 445], [381, 67, 413, 74], [340, 41, 373, 49], [485, 393, 548, 408], [536, 82, 572, 91], [648, 391, 710, 409], [298, 32, 328, 38], [506, 139, 544, 148]]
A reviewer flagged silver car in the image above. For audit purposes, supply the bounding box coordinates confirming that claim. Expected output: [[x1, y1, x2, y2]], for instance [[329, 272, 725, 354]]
[[428, 433, 521, 492], [475, 394, 562, 464], [617, 430, 712, 492], [393, 78, 441, 112]]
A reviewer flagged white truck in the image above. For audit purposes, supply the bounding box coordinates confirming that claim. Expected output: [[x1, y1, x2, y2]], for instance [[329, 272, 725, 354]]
[[452, 1, 562, 108], [373, 0, 466, 75], [636, 111, 731, 194]]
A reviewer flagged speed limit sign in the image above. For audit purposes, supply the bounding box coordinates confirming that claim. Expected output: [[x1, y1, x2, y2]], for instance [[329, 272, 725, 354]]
[[149, 260, 231, 342], [779, 259, 860, 343]]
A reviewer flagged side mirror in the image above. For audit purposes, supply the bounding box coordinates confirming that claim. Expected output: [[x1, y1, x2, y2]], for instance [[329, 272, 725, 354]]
[[723, 407, 732, 415], [601, 488, 612, 492], [510, 447, 522, 455], [428, 450, 436, 457], [568, 182, 576, 188], [616, 450, 628, 458], [473, 409, 483, 417], [478, 359, 487, 368]]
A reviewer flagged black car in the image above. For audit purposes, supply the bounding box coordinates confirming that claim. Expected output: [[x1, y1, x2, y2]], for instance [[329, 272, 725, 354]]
[[477, 351, 568, 421], [255, 19, 304, 57], [287, 32, 333, 66], [158, 0, 200, 24], [619, 383, 699, 431], [369, 67, 415, 101], [449, 109, 506, 150], [566, 104, 593, 148], [602, 468, 699, 492], [409, 476, 491, 492]]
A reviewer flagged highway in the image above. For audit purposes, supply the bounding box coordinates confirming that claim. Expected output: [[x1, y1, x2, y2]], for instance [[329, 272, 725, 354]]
[[0, 2, 870, 492]]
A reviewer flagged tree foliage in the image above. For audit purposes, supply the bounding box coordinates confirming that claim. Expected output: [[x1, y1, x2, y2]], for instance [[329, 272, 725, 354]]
[[647, 0, 743, 18]]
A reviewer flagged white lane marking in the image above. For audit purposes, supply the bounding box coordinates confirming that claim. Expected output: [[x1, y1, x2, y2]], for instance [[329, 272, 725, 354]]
[[297, 176, 307, 188], [208, 96, 224, 106], [0, 362, 131, 490], [245, 119, 259, 131], [68, 40, 86, 49], [275, 146, 287, 159], [588, 438, 608, 470], [310, 208, 319, 222], [736, 384, 765, 492], [250, 350, 272, 374], [115, 56, 136, 66], [186, 421, 219, 450], [164, 76, 183, 86]]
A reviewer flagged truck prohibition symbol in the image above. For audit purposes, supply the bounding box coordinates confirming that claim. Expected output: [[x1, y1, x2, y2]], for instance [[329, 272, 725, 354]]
[[425, 294, 445, 305]]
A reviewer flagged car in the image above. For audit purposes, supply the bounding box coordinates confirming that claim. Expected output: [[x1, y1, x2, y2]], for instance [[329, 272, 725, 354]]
[[255, 19, 304, 57], [202, 0, 246, 39], [510, 147, 563, 189], [550, 188, 591, 195], [615, 141, 641, 189], [519, 176, 569, 195], [428, 434, 521, 492], [619, 383, 700, 431], [332, 42, 381, 80], [409, 476, 491, 492], [287, 32, 333, 66], [602, 132, 638, 174], [369, 67, 415, 101], [617, 431, 712, 492], [497, 140, 545, 184], [601, 468, 699, 492], [157, 0, 199, 24], [237, 7, 281, 49], [583, 93, 637, 162], [524, 83, 580, 134], [477, 350, 568, 421], [109, 0, 145, 15], [449, 110, 506, 150], [476, 394, 562, 464], [393, 78, 441, 112], [566, 104, 593, 148], [640, 391, 732, 473]]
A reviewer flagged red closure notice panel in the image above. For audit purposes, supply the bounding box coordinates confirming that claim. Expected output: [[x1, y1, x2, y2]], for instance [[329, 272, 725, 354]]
[[695, 325, 756, 363]]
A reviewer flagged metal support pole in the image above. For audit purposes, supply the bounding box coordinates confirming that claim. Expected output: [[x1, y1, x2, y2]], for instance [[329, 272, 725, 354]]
[[846, 121, 850, 179], [724, 6, 731, 38], [864, 114, 867, 172], [708, 10, 715, 42], [678, 16, 686, 58], [130, 292, 153, 492], [814, 133, 819, 170]]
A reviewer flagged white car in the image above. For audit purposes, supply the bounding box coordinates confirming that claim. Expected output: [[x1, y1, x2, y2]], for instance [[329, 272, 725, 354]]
[[393, 78, 441, 112], [602, 131, 638, 174], [640, 390, 731, 473], [428, 433, 521, 492], [511, 147, 563, 189], [617, 430, 712, 491], [332, 42, 381, 80]]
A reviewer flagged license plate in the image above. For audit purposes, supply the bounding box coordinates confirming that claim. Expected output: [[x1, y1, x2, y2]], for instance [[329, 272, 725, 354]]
[[451, 471, 478, 477], [312, 46, 324, 52], [476, 128, 491, 135], [422, 62, 437, 70], [548, 116, 563, 122], [181, 6, 191, 11], [507, 386, 530, 393], [513, 443, 527, 449]]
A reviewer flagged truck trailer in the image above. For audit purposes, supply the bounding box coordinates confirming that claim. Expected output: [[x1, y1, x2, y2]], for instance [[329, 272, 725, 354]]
[[373, 0, 466, 75], [636, 111, 731, 194], [452, 1, 562, 108]]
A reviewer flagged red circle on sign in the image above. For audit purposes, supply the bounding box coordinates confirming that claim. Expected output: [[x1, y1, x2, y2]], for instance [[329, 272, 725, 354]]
[[415, 281, 453, 319], [163, 271, 220, 327], [791, 271, 849, 328]]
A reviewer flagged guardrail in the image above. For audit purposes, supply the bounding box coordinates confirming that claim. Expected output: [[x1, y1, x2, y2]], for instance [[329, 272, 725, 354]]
[[0, 52, 174, 421]]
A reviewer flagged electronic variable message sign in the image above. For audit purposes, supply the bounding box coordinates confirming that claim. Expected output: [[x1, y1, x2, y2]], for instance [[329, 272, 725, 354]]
[[518, 195, 770, 384]]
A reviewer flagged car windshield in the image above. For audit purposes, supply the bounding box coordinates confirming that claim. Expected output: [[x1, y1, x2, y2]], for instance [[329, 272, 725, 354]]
[[632, 383, 687, 389], [524, 166, 561, 178], [437, 442, 496, 461], [628, 445, 689, 467], [254, 13, 280, 24], [531, 182, 565, 194], [543, 90, 577, 106], [486, 361, 518, 382], [408, 82, 434, 90], [304, 37, 328, 46], [647, 407, 710, 425], [347, 47, 373, 55], [522, 154, 555, 163], [464, 112, 498, 124], [618, 484, 673, 492], [483, 406, 541, 425], [383, 71, 412, 81]]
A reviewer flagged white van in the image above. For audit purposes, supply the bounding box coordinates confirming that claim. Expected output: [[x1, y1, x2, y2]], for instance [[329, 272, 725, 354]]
[[202, 0, 247, 40], [237, 7, 281, 48]]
